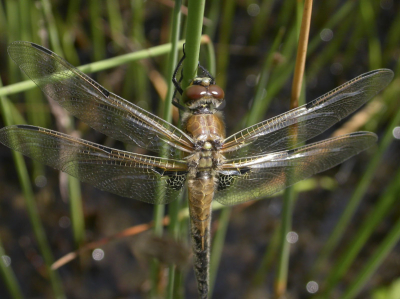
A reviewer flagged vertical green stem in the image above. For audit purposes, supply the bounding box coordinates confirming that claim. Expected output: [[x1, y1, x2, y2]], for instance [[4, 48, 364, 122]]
[[275, 0, 311, 296], [246, 27, 286, 126], [318, 103, 400, 295], [89, 0, 105, 61], [0, 81, 65, 298], [40, 0, 85, 249], [0, 238, 23, 299], [40, 0, 63, 55], [123, 0, 149, 105], [182, 0, 206, 90], [313, 101, 400, 280], [204, 0, 221, 40], [164, 1, 183, 298], [326, 163, 400, 297], [249, 0, 276, 44], [342, 214, 400, 299], [209, 208, 231, 297], [68, 177, 85, 247], [215, 0, 236, 90], [360, 0, 381, 69], [275, 187, 296, 296], [250, 221, 281, 288]]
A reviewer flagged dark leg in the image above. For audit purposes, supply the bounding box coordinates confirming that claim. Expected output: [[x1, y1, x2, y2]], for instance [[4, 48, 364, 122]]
[[198, 63, 215, 84], [172, 45, 186, 95], [172, 66, 187, 110]]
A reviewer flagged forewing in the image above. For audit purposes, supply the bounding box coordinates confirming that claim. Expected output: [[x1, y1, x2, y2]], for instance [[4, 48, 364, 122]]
[[7, 41, 194, 157], [215, 132, 376, 205], [222, 69, 393, 158], [0, 125, 188, 204]]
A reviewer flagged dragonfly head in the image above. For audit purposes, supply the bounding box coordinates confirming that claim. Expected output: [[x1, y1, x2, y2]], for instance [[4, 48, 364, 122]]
[[182, 77, 225, 112]]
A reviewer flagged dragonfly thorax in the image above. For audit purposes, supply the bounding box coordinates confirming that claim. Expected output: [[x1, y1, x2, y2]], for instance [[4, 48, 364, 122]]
[[203, 141, 212, 150]]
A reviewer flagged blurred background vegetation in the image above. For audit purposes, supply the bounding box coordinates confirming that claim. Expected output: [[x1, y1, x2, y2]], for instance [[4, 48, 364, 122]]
[[0, 0, 399, 298]]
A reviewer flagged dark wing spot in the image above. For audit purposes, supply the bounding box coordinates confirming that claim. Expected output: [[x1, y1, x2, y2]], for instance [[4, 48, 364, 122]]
[[153, 167, 165, 175], [97, 84, 110, 97], [287, 149, 296, 155], [97, 144, 112, 154], [349, 132, 365, 136], [16, 125, 39, 130], [239, 168, 251, 175], [84, 76, 110, 97], [31, 43, 53, 55], [305, 101, 313, 110], [359, 69, 380, 78]]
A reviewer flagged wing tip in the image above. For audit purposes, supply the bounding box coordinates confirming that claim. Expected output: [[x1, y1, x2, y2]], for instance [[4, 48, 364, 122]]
[[361, 68, 394, 77], [348, 131, 378, 140], [8, 40, 29, 52], [359, 68, 394, 85], [8, 41, 53, 56]]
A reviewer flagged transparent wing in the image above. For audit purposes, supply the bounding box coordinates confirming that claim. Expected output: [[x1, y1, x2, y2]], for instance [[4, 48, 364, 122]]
[[8, 41, 194, 157], [0, 125, 188, 204], [215, 132, 376, 205], [222, 69, 393, 159]]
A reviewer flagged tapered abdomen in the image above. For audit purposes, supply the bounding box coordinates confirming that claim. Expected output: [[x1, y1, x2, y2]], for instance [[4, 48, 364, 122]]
[[188, 175, 214, 299]]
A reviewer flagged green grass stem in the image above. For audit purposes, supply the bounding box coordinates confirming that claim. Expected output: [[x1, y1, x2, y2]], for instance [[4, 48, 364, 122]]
[[275, 1, 311, 295], [41, 0, 63, 55], [209, 208, 231, 297], [40, 1, 85, 250], [215, 0, 236, 90], [0, 80, 65, 298], [0, 40, 193, 97], [181, 0, 206, 90], [318, 97, 400, 295], [250, 221, 281, 288], [246, 27, 285, 126], [0, 238, 23, 299], [249, 0, 276, 45], [204, 0, 221, 40], [360, 0, 381, 70], [341, 210, 400, 299], [89, 0, 105, 62], [275, 187, 296, 296], [106, 0, 123, 46], [124, 0, 149, 106], [161, 1, 184, 297], [324, 161, 400, 297], [307, 1, 355, 54]]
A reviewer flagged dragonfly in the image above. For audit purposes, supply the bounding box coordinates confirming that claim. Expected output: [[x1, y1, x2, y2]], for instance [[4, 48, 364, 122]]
[[0, 41, 393, 299]]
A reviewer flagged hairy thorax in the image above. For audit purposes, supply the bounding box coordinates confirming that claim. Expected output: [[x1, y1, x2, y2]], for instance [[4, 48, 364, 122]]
[[183, 112, 225, 175]]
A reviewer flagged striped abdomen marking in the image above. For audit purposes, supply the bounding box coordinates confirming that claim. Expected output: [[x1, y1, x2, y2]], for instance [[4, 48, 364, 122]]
[[188, 175, 214, 299]]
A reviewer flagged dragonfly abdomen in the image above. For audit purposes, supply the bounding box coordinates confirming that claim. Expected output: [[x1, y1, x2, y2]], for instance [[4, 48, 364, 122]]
[[188, 173, 214, 299]]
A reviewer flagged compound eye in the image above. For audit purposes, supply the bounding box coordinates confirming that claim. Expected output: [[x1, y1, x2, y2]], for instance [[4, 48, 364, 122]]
[[182, 85, 207, 102], [208, 85, 225, 100]]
